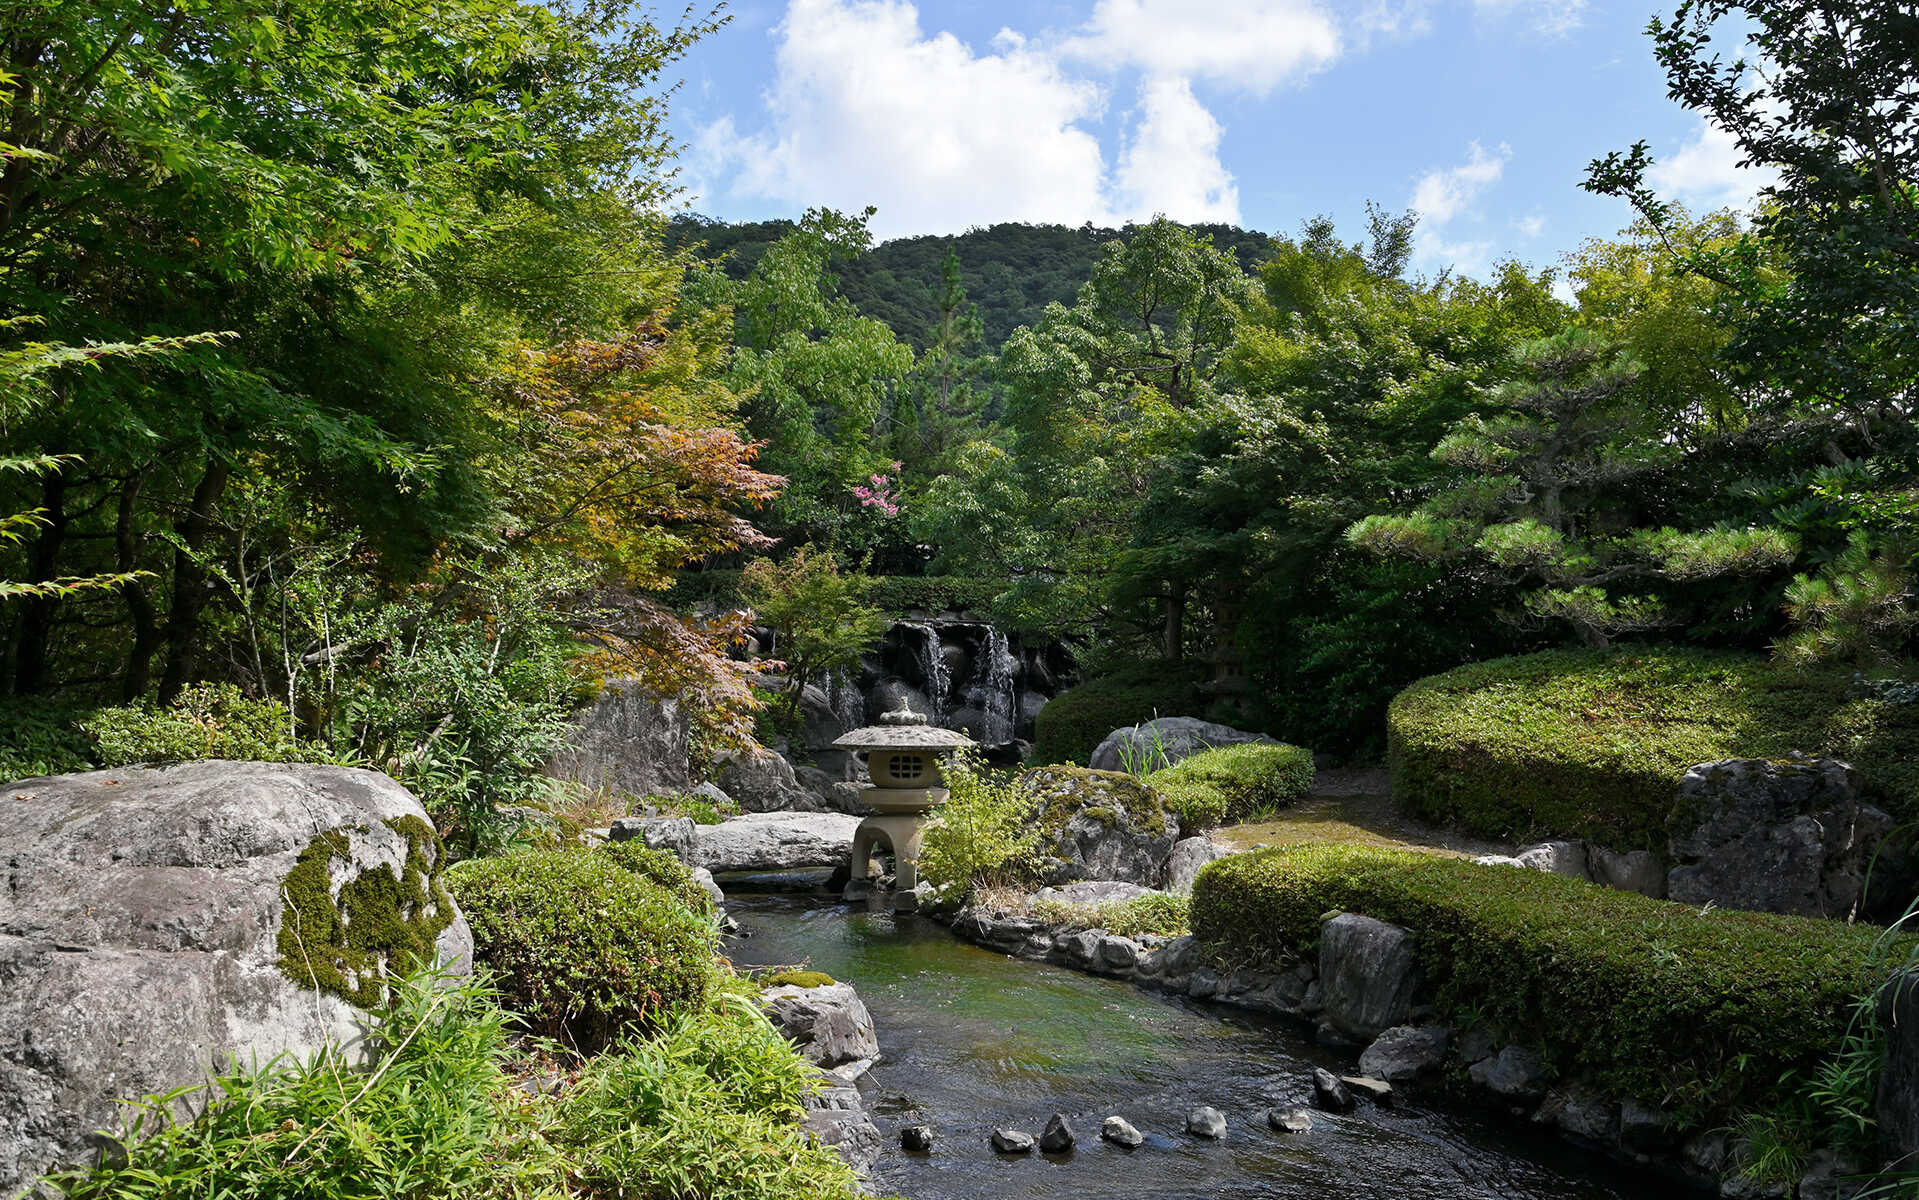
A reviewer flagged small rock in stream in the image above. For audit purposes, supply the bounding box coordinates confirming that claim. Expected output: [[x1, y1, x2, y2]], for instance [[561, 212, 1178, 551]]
[[900, 1124, 935, 1152], [1039, 1112, 1076, 1153], [991, 1128, 1035, 1154], [1186, 1106, 1227, 1139], [1268, 1106, 1313, 1133], [1312, 1067, 1355, 1113], [1341, 1075, 1394, 1106], [1101, 1116, 1146, 1148]]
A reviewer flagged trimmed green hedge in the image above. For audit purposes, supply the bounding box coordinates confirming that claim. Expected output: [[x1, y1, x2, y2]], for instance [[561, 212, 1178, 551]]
[[1148, 742, 1314, 830], [1388, 648, 1919, 848], [598, 840, 713, 916], [446, 849, 715, 1051], [1191, 843, 1892, 1126], [1032, 659, 1209, 766]]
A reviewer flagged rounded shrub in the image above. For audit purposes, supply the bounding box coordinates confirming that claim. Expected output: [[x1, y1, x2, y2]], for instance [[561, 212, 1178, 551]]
[[1147, 742, 1314, 830], [1192, 843, 1893, 1130], [598, 840, 712, 915], [1388, 647, 1919, 848], [445, 850, 715, 1051], [1032, 659, 1209, 765]]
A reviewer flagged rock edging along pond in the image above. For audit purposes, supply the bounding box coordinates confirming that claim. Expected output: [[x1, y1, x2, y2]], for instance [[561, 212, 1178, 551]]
[[940, 846, 1896, 1198]]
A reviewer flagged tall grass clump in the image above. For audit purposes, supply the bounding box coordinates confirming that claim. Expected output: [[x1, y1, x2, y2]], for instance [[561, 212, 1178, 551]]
[[919, 746, 1042, 899]]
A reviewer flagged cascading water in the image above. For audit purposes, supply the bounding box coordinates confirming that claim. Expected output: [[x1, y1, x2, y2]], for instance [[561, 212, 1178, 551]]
[[826, 669, 866, 731], [971, 627, 1019, 747], [914, 622, 950, 722]]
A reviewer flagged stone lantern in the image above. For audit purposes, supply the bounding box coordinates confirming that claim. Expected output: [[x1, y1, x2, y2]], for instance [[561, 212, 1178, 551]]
[[833, 701, 971, 904]]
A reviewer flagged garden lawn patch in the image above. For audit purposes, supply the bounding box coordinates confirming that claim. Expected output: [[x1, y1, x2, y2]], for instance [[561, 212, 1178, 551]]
[[1388, 647, 1919, 848], [1192, 843, 1893, 1127]]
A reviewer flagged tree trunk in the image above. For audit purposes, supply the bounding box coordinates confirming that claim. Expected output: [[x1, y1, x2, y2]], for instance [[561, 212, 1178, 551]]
[[11, 470, 68, 694], [115, 472, 161, 699], [157, 459, 230, 701], [1163, 583, 1186, 661]]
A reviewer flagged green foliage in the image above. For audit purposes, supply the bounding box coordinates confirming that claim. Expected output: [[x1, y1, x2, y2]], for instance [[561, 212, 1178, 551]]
[[0, 703, 97, 781], [44, 972, 547, 1200], [277, 817, 457, 1009], [1146, 742, 1315, 831], [919, 747, 1043, 897], [1775, 535, 1919, 670], [43, 970, 864, 1200], [1030, 892, 1190, 938], [597, 840, 714, 916], [740, 546, 888, 725], [1031, 659, 1209, 765], [1022, 765, 1175, 838], [85, 684, 332, 768], [1387, 648, 1919, 847], [1191, 843, 1892, 1128], [552, 990, 863, 1200], [445, 850, 715, 1052]]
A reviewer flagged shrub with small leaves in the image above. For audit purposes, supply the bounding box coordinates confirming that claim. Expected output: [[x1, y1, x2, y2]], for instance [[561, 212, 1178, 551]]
[[919, 747, 1042, 898], [83, 683, 332, 768], [445, 849, 714, 1051], [1147, 742, 1314, 830]]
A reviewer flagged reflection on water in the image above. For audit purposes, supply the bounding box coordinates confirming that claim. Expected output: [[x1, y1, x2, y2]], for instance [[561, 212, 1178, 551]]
[[724, 892, 1701, 1200]]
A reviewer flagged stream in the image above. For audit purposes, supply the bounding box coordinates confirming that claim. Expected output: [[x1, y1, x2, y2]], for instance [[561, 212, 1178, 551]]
[[723, 889, 1698, 1200]]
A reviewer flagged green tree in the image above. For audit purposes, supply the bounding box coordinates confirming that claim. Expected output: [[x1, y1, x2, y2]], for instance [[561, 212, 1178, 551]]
[[739, 546, 887, 726], [1348, 328, 1797, 647]]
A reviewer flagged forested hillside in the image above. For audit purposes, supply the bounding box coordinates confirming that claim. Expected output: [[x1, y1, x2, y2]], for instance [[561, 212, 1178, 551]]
[[667, 215, 1278, 348]]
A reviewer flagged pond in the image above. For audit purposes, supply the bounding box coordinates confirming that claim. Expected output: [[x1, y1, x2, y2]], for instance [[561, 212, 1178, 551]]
[[723, 890, 1700, 1200]]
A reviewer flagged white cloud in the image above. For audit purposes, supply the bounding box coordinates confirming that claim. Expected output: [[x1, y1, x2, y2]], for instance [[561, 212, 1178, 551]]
[[1409, 141, 1512, 276], [1516, 212, 1545, 237], [1111, 76, 1240, 223], [699, 0, 1116, 238], [1411, 140, 1510, 225], [1473, 0, 1588, 36], [1064, 0, 1341, 95], [694, 0, 1287, 238], [1648, 115, 1781, 212]]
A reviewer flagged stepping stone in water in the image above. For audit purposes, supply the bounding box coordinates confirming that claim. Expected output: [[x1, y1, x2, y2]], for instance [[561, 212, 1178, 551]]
[[1268, 1107, 1313, 1133], [900, 1124, 934, 1152], [1342, 1075, 1394, 1106], [1187, 1106, 1227, 1138], [1101, 1115, 1146, 1148], [1312, 1068, 1355, 1113], [1040, 1112, 1076, 1153], [991, 1128, 1035, 1154]]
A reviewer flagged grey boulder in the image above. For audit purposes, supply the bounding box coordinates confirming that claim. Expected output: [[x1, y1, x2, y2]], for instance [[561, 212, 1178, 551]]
[[1100, 1116, 1146, 1148], [1468, 1044, 1546, 1102], [1022, 768, 1179, 887], [1357, 1025, 1449, 1082], [1513, 841, 1592, 880], [1316, 914, 1422, 1041], [690, 812, 860, 872], [1039, 1112, 1076, 1152], [1311, 1068, 1355, 1113], [1088, 718, 1277, 772], [1668, 756, 1892, 918], [761, 981, 879, 1069], [1268, 1106, 1313, 1133], [0, 761, 471, 1193], [711, 747, 820, 814], [608, 814, 696, 860], [1164, 836, 1224, 895], [1186, 1106, 1227, 1138], [545, 679, 690, 798], [991, 1128, 1035, 1154], [1589, 846, 1667, 898]]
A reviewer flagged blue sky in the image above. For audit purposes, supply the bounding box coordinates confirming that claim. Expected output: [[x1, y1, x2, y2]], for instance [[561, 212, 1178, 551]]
[[668, 0, 1771, 279]]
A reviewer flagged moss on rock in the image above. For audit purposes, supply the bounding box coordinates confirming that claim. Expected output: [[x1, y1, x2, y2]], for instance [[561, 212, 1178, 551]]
[[276, 816, 456, 1009], [758, 969, 837, 989]]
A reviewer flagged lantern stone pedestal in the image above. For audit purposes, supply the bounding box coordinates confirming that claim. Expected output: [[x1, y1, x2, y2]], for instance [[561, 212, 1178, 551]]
[[833, 704, 970, 911]]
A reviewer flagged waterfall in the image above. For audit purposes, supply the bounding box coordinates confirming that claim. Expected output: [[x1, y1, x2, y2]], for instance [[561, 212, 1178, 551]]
[[921, 624, 949, 721], [976, 627, 1018, 746]]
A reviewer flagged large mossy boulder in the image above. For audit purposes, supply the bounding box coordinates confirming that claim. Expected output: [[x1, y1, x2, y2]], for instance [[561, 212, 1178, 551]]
[[1020, 766, 1180, 886], [0, 761, 470, 1192], [1031, 660, 1208, 766]]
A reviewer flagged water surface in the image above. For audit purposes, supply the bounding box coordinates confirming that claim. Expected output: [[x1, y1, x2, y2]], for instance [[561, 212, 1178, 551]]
[[724, 892, 1698, 1200]]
